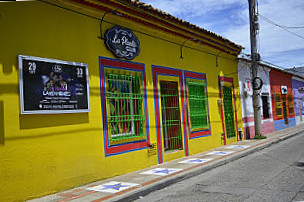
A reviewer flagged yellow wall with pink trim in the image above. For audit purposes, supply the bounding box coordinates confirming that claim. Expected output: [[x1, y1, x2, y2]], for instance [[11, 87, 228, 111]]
[[0, 1, 243, 201]]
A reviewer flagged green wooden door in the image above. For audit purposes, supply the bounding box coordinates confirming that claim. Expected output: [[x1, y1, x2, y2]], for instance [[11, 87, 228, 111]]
[[223, 86, 236, 139]]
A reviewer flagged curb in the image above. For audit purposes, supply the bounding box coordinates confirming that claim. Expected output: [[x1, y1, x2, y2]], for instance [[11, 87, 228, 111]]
[[111, 130, 304, 202]]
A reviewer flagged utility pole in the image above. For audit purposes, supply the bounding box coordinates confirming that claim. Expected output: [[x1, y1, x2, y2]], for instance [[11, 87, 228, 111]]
[[248, 0, 262, 137]]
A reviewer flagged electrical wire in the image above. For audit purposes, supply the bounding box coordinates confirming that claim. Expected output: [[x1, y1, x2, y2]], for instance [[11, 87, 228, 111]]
[[283, 26, 304, 29], [259, 14, 304, 40], [260, 14, 304, 29], [37, 0, 245, 78], [285, 67, 304, 73], [258, 59, 304, 80], [38, 0, 239, 62], [224, 64, 247, 75], [259, 59, 285, 70], [240, 50, 304, 77], [256, 0, 261, 55], [111, 0, 241, 54], [260, 65, 269, 78], [256, 0, 259, 15]]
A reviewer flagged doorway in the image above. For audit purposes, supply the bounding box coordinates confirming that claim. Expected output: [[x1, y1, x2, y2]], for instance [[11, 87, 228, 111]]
[[299, 98, 302, 121], [160, 80, 183, 152], [223, 86, 236, 139], [282, 96, 289, 125], [261, 95, 270, 119]]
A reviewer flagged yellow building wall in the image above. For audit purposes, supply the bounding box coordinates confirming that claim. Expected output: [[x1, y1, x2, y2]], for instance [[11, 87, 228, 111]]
[[0, 1, 243, 201]]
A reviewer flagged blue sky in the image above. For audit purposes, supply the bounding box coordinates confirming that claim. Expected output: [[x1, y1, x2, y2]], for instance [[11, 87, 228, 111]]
[[142, 0, 304, 68]]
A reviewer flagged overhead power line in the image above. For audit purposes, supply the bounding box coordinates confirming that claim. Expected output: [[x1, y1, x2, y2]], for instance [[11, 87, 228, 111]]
[[285, 67, 304, 74], [259, 14, 304, 40], [283, 25, 304, 29], [259, 14, 304, 29]]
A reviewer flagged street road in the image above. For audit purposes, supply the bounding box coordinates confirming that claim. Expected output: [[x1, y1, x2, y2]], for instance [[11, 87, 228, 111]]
[[135, 134, 304, 202]]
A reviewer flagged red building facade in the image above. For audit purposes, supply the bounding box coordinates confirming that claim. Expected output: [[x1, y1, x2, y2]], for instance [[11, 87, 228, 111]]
[[269, 69, 296, 131]]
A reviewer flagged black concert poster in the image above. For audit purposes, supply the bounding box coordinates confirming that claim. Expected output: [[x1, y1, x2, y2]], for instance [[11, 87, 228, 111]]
[[19, 55, 90, 114]]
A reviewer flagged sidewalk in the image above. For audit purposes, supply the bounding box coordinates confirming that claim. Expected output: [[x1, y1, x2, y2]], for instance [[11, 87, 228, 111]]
[[29, 125, 304, 202]]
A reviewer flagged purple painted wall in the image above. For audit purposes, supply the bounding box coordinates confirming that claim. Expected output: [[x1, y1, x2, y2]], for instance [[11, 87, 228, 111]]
[[292, 78, 304, 124]]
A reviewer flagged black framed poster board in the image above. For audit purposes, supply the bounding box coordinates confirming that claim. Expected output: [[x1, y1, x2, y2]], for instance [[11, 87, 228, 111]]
[[19, 55, 90, 114]]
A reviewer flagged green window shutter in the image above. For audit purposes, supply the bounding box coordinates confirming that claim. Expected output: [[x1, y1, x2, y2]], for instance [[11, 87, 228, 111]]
[[187, 80, 208, 130], [223, 86, 236, 138], [105, 70, 145, 143]]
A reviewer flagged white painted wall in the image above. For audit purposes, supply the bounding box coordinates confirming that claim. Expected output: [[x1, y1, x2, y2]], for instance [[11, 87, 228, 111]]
[[238, 59, 273, 123]]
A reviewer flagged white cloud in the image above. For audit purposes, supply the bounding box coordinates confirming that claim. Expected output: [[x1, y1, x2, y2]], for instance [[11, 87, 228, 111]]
[[143, 0, 245, 16], [255, 0, 304, 67], [142, 0, 304, 68]]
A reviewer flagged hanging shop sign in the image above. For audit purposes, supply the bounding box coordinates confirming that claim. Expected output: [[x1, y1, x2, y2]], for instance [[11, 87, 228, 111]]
[[105, 25, 140, 60], [281, 85, 287, 94], [19, 55, 90, 114], [298, 87, 304, 94], [252, 77, 263, 90]]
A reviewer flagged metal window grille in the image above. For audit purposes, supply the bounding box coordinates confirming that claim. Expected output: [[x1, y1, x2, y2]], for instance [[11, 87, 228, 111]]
[[223, 86, 236, 139], [160, 81, 183, 152], [282, 96, 289, 124], [288, 95, 294, 114], [187, 80, 208, 130], [275, 94, 282, 116], [261, 96, 270, 118], [105, 70, 145, 142], [299, 98, 303, 121]]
